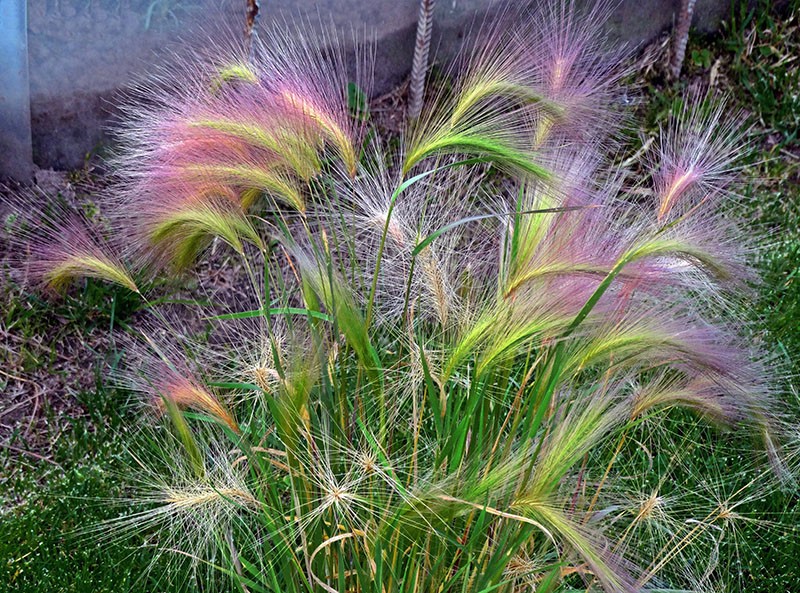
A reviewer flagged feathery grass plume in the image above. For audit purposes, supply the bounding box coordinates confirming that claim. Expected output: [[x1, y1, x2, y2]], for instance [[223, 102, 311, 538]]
[[154, 373, 242, 435], [120, 334, 241, 436], [3, 193, 139, 294], [405, 1, 628, 176], [210, 61, 258, 92], [33, 221, 139, 294], [207, 315, 288, 395], [326, 157, 500, 329], [523, 0, 631, 139], [146, 199, 264, 270], [403, 16, 553, 175], [108, 22, 367, 269], [5, 2, 797, 592], [650, 92, 748, 224], [87, 435, 261, 586]]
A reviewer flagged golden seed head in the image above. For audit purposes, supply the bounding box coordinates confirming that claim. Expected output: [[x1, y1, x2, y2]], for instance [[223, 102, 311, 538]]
[[253, 366, 280, 391], [639, 491, 663, 520]]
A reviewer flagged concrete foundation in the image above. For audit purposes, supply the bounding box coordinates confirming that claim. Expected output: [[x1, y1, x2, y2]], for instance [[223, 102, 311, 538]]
[[8, 0, 739, 174]]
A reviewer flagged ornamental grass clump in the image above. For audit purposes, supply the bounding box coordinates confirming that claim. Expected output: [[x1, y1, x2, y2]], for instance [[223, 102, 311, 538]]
[[6, 2, 797, 592]]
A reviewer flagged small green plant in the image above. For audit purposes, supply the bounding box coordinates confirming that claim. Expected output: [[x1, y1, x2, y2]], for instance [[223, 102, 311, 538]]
[[5, 2, 797, 592], [724, 0, 800, 148], [689, 47, 713, 69]]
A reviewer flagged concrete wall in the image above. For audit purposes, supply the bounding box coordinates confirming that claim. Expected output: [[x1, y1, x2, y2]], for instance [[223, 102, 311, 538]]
[[6, 0, 738, 177]]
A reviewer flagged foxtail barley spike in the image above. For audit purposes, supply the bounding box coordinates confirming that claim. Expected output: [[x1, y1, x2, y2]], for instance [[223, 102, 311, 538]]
[[409, 0, 435, 120]]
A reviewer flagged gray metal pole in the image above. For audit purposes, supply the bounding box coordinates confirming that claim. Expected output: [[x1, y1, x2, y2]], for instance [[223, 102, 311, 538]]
[[0, 0, 33, 182]]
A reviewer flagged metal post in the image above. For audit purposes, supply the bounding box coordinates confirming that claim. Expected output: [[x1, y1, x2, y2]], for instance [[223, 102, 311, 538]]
[[0, 0, 33, 182]]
